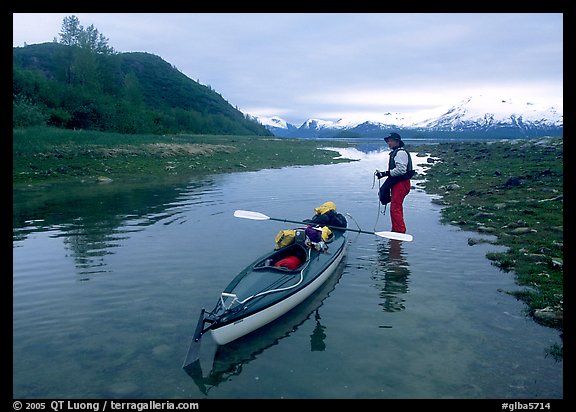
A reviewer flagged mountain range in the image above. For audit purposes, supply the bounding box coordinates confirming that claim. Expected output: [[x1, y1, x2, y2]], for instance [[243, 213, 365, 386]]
[[255, 95, 563, 139], [13, 43, 562, 140]]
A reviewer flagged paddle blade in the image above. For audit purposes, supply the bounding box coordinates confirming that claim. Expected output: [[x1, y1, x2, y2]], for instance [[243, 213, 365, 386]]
[[374, 231, 413, 242], [234, 210, 271, 220]]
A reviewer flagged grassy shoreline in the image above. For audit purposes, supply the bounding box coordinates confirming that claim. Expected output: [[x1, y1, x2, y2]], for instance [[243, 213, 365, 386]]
[[14, 128, 563, 342], [13, 127, 353, 186]]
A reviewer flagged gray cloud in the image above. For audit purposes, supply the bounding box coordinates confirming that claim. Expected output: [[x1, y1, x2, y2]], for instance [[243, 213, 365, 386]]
[[13, 12, 563, 125]]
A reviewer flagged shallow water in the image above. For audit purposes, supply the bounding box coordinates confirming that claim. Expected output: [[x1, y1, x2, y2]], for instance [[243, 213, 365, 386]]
[[12, 147, 562, 399]]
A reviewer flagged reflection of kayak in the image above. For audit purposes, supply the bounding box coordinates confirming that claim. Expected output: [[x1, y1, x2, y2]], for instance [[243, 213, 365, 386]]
[[183, 226, 347, 368], [183, 258, 346, 394]]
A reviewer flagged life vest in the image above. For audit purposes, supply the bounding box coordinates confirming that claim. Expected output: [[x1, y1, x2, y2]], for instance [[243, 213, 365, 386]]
[[388, 147, 414, 178], [379, 147, 415, 206]]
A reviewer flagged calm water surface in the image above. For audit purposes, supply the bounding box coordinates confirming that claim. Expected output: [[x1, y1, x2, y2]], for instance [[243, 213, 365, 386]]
[[13, 147, 563, 399]]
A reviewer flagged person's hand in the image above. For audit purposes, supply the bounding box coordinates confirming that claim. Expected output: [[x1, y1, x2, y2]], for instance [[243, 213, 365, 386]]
[[375, 170, 389, 179]]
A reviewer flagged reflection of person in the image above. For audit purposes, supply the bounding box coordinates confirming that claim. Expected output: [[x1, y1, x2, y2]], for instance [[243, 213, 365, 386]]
[[375, 132, 414, 234], [387, 239, 405, 265], [375, 239, 411, 312]]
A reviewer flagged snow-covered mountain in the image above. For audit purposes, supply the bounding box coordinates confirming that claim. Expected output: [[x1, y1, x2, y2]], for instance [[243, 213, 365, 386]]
[[255, 95, 563, 139], [253, 115, 299, 137], [413, 95, 563, 131]]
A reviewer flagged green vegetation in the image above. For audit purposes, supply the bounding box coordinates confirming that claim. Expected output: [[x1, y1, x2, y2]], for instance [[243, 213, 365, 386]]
[[13, 126, 351, 186], [13, 33, 270, 136], [410, 138, 563, 335]]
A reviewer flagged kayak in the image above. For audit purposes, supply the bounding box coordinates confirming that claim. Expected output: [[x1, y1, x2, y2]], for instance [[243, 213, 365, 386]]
[[183, 258, 346, 393], [183, 225, 347, 367]]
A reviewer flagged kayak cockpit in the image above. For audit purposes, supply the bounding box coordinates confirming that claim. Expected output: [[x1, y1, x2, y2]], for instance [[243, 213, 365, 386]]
[[253, 242, 310, 273], [216, 243, 312, 311]]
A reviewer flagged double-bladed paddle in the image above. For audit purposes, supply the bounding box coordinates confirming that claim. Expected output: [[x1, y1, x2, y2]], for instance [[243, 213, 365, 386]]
[[233, 210, 413, 242]]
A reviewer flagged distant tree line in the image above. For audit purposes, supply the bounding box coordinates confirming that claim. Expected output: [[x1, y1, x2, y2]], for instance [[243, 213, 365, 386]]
[[13, 16, 271, 136]]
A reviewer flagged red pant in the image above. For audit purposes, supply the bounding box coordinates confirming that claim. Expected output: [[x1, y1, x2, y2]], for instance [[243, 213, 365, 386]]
[[390, 179, 411, 233]]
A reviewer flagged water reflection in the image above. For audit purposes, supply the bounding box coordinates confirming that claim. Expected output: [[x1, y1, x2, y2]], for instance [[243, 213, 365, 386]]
[[13, 148, 563, 398], [183, 259, 345, 395], [310, 310, 327, 351], [373, 239, 411, 312], [13, 177, 220, 280]]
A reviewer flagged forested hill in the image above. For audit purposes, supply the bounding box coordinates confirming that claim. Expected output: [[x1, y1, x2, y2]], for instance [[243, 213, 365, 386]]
[[13, 42, 272, 136]]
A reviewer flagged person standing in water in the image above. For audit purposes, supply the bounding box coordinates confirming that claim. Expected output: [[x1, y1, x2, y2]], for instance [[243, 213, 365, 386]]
[[375, 132, 414, 234]]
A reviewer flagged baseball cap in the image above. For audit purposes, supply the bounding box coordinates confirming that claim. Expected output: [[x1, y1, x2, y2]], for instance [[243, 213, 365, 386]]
[[384, 132, 402, 141]]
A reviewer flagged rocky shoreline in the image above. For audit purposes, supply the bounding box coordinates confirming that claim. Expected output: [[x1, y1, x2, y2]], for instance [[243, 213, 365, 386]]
[[410, 137, 563, 336]]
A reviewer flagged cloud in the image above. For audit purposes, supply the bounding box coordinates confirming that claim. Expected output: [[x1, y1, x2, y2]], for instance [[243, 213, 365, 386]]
[[13, 13, 563, 125]]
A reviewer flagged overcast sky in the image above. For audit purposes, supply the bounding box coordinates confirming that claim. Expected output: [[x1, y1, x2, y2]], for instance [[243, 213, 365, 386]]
[[12, 13, 563, 126]]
